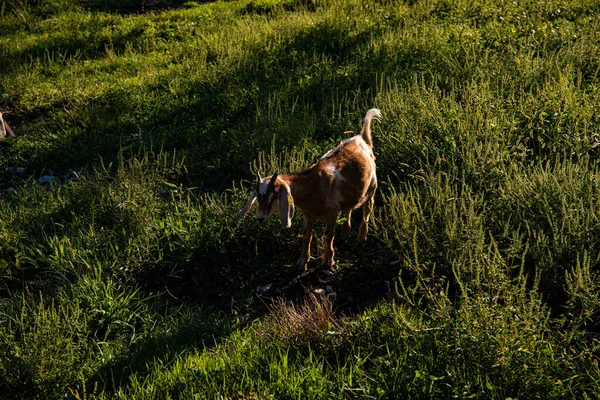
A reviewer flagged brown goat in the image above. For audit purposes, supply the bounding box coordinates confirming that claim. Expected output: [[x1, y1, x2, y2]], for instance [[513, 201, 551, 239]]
[[238, 108, 381, 271]]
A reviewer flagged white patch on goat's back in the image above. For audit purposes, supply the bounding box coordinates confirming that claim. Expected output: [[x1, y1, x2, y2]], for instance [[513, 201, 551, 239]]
[[334, 171, 347, 205], [339, 136, 358, 149], [328, 162, 346, 204], [320, 148, 335, 160], [321, 137, 359, 160], [355, 136, 371, 154], [325, 161, 347, 183], [325, 162, 337, 175]]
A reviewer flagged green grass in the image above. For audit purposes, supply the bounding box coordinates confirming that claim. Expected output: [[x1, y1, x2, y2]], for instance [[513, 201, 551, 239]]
[[2, 0, 600, 398]]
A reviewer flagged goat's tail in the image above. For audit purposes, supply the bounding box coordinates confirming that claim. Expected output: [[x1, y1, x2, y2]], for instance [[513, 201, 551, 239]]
[[361, 108, 382, 147]]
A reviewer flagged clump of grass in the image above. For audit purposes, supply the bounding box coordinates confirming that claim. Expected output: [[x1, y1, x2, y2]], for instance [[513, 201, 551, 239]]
[[491, 156, 600, 305], [261, 293, 345, 348], [564, 254, 600, 338], [0, 293, 92, 400], [378, 168, 487, 284]]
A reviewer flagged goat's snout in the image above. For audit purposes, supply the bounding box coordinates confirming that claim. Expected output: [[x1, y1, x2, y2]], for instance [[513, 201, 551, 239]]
[[257, 209, 270, 224]]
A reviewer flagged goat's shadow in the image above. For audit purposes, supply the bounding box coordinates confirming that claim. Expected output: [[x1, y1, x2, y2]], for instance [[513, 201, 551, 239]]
[[255, 212, 402, 315]]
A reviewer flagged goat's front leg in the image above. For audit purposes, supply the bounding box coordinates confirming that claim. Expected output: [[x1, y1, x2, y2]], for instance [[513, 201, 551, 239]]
[[322, 212, 338, 268], [297, 216, 314, 272]]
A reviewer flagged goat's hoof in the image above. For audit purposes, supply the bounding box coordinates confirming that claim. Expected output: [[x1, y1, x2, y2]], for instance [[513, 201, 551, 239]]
[[357, 236, 368, 247]]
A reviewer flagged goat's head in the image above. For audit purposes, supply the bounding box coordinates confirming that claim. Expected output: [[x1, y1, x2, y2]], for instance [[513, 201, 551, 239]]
[[238, 170, 295, 228]]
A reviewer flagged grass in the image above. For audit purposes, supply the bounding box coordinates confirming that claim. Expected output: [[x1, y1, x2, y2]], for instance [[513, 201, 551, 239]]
[[1, 0, 600, 398]]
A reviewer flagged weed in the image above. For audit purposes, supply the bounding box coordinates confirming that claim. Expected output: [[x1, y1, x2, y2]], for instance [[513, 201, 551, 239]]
[[261, 293, 345, 348]]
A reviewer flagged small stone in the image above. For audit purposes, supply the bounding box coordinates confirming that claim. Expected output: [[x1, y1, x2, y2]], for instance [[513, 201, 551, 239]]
[[314, 288, 327, 295], [16, 167, 25, 174], [325, 285, 334, 294], [256, 284, 271, 294], [320, 269, 334, 276], [38, 175, 58, 184]]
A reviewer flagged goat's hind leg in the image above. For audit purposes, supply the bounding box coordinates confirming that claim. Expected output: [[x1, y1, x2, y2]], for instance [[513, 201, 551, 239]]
[[339, 210, 352, 241], [322, 212, 338, 268], [357, 192, 375, 245]]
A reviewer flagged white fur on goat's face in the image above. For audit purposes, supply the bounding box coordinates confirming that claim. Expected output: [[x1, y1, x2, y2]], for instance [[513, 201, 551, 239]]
[[238, 170, 294, 229], [256, 178, 279, 224]]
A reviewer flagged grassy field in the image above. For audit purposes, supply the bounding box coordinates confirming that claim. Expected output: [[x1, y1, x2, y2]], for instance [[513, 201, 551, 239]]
[[1, 0, 600, 398]]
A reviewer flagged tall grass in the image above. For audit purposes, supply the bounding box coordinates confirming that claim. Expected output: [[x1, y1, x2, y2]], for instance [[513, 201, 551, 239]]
[[1, 0, 600, 398]]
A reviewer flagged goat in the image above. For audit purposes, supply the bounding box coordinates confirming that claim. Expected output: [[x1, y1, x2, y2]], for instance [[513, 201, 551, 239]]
[[238, 108, 381, 272]]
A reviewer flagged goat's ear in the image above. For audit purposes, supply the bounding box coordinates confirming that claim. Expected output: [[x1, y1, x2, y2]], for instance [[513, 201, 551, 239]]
[[269, 170, 279, 190], [238, 191, 257, 217], [278, 183, 294, 229]]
